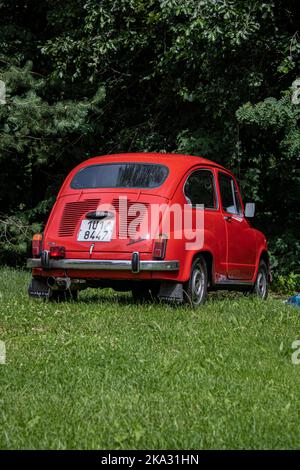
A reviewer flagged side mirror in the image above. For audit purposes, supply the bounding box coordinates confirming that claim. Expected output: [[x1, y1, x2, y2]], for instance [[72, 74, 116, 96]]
[[245, 202, 255, 218]]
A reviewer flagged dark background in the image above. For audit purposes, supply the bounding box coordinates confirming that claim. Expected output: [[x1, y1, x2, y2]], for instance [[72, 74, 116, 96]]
[[0, 0, 299, 276]]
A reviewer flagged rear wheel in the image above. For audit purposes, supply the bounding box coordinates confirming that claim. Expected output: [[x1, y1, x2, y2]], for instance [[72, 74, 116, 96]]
[[183, 256, 208, 307], [251, 261, 268, 300]]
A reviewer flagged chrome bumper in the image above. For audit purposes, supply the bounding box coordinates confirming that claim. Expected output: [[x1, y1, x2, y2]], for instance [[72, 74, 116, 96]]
[[27, 253, 180, 273]]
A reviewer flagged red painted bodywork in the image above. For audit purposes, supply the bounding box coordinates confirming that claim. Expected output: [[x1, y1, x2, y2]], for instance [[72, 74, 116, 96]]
[[32, 153, 268, 285]]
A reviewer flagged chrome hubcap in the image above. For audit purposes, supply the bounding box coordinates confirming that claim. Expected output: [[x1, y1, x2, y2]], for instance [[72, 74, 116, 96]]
[[257, 271, 267, 298], [191, 264, 205, 304]]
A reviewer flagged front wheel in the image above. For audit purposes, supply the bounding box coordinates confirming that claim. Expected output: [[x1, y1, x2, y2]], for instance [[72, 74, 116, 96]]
[[251, 261, 268, 300], [183, 256, 208, 307]]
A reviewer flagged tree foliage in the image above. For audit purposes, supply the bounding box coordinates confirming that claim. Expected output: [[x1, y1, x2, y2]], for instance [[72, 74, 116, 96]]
[[0, 0, 299, 273]]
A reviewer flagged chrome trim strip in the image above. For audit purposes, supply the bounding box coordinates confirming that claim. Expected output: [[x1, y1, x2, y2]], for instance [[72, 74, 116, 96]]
[[215, 279, 253, 286], [27, 258, 180, 272]]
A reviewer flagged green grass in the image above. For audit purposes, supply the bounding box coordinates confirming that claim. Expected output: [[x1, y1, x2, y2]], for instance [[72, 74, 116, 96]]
[[1, 268, 300, 449]]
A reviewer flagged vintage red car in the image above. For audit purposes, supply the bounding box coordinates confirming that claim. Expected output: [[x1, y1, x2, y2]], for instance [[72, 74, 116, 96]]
[[27, 153, 270, 306]]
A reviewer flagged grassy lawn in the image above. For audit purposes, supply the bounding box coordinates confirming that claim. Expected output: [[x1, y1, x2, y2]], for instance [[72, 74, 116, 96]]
[[0, 267, 300, 449]]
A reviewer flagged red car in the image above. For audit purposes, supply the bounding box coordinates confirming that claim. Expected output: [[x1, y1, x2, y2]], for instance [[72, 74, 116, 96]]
[[27, 153, 270, 306]]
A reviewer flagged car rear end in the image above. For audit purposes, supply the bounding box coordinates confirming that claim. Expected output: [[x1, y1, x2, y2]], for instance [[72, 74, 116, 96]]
[[27, 156, 181, 299]]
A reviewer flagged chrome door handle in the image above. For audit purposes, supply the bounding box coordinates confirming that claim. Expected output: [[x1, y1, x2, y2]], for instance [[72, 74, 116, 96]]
[[224, 215, 232, 222]]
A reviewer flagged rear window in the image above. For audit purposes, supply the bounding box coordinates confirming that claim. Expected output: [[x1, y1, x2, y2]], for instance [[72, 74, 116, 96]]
[[71, 163, 169, 189]]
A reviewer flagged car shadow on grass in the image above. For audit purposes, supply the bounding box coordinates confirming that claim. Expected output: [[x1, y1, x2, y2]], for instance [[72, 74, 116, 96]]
[[76, 288, 248, 308]]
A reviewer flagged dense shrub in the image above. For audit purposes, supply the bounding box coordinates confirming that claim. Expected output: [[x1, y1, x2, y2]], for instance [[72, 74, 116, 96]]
[[272, 273, 300, 295], [0, 1, 299, 274]]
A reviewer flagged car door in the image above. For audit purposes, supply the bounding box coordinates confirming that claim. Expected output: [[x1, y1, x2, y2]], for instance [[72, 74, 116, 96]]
[[218, 171, 256, 280], [183, 168, 227, 278]]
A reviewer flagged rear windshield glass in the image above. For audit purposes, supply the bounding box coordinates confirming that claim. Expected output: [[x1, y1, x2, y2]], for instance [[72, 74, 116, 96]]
[[71, 163, 169, 189]]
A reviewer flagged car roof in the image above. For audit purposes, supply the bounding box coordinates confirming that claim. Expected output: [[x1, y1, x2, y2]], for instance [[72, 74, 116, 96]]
[[59, 153, 228, 199], [82, 152, 226, 171]]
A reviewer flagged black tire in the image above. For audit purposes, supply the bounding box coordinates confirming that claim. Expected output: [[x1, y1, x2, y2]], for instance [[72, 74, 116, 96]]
[[183, 256, 208, 307], [251, 260, 268, 300], [49, 289, 78, 302], [132, 283, 160, 303]]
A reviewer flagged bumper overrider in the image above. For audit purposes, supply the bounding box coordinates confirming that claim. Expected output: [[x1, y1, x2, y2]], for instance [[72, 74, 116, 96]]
[[27, 251, 180, 274]]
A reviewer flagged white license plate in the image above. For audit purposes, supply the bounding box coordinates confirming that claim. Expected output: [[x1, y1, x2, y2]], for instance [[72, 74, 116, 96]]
[[77, 219, 115, 242]]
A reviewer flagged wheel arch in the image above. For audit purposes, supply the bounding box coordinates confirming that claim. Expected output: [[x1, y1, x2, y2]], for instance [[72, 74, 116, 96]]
[[259, 249, 271, 282], [191, 250, 214, 287], [259, 250, 269, 266]]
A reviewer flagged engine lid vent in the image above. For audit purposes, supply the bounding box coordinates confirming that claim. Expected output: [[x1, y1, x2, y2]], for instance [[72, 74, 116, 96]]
[[58, 199, 100, 237], [112, 198, 150, 238]]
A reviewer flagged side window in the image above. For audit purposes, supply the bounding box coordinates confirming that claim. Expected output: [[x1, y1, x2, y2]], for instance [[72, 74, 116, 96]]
[[184, 170, 217, 209], [218, 172, 242, 215]]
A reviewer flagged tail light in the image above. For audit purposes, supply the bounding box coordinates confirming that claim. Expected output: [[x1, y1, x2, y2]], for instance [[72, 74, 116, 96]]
[[153, 234, 168, 260], [32, 233, 43, 258], [49, 246, 66, 259]]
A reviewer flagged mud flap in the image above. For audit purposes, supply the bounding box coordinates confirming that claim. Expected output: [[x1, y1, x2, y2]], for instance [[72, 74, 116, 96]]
[[28, 278, 50, 299], [158, 282, 183, 302]]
